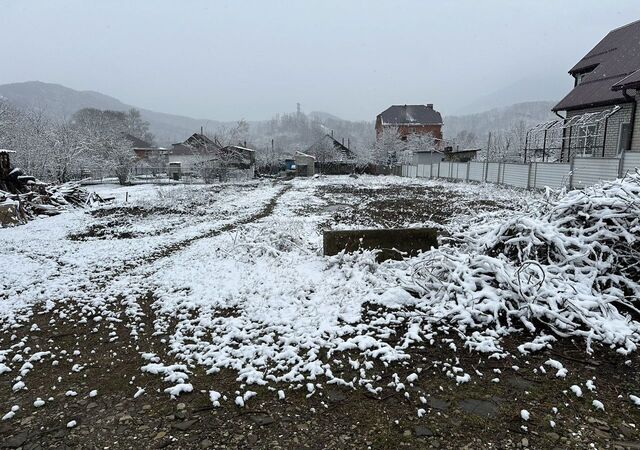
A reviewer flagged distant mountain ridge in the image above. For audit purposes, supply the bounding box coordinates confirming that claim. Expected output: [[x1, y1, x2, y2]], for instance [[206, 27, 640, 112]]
[[444, 101, 558, 140], [0, 81, 223, 145], [0, 81, 558, 148]]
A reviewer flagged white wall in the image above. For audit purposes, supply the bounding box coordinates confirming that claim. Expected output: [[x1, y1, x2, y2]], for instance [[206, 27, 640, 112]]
[[530, 162, 571, 190], [622, 152, 640, 175], [502, 163, 529, 188], [468, 162, 484, 181], [400, 150, 638, 190], [572, 157, 620, 188]]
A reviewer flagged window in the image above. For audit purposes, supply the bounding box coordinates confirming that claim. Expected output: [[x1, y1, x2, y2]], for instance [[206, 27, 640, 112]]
[[617, 122, 632, 153], [576, 124, 597, 156], [575, 72, 588, 85]]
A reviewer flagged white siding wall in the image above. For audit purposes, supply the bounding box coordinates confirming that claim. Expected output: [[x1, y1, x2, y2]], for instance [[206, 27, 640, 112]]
[[502, 163, 530, 188], [451, 163, 467, 180], [486, 163, 500, 183], [439, 162, 452, 178], [468, 162, 485, 181], [530, 162, 571, 189], [622, 152, 640, 175], [572, 157, 620, 187]]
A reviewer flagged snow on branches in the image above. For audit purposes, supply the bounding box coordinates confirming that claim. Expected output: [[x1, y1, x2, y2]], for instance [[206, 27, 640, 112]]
[[409, 172, 640, 355]]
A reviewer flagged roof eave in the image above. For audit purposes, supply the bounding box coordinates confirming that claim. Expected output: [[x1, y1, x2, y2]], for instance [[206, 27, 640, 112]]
[[553, 97, 631, 112]]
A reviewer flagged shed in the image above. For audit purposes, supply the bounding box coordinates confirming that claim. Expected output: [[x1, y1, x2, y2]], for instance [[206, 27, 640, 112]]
[[443, 148, 480, 162], [413, 150, 444, 165], [294, 151, 316, 177]]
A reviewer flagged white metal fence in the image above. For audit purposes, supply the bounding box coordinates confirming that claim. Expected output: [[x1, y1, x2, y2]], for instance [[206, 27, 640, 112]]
[[399, 151, 640, 190]]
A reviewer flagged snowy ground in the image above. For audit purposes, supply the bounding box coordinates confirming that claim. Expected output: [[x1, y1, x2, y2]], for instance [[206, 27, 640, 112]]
[[0, 176, 638, 449]]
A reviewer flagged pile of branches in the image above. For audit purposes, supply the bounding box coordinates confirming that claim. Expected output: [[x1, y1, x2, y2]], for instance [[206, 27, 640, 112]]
[[1, 168, 105, 224], [410, 172, 640, 354]]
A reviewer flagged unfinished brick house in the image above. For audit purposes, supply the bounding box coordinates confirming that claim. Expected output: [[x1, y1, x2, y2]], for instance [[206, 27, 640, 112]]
[[375, 104, 443, 142]]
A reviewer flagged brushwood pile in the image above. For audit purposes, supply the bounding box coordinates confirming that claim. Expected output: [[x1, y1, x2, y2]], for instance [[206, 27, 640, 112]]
[[410, 172, 640, 355]]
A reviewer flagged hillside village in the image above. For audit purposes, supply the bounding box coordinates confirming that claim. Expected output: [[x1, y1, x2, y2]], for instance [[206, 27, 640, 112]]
[[0, 8, 639, 450]]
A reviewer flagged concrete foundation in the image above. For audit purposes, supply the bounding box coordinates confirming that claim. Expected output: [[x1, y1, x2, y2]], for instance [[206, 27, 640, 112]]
[[323, 228, 438, 261]]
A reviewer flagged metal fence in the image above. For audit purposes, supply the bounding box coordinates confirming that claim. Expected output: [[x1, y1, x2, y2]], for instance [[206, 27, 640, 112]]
[[399, 151, 640, 190]]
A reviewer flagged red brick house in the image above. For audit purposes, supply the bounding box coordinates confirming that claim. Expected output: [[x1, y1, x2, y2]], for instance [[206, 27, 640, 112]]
[[375, 104, 443, 141]]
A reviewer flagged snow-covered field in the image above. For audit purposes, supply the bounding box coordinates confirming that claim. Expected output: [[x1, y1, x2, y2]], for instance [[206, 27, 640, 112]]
[[1, 175, 639, 448]]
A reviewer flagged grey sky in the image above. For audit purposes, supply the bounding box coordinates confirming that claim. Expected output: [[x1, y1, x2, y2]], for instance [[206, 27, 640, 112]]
[[0, 0, 638, 121]]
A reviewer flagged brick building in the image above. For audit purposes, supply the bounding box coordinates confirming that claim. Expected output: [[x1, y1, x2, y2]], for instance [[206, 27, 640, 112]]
[[553, 20, 640, 160], [375, 104, 443, 141]]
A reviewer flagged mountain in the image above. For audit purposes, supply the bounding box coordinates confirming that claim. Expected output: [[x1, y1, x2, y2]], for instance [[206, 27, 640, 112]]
[[443, 101, 558, 143], [0, 81, 223, 145], [455, 76, 569, 115]]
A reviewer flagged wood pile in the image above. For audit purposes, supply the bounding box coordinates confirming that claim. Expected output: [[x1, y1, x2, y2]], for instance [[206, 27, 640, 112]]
[[0, 167, 107, 226]]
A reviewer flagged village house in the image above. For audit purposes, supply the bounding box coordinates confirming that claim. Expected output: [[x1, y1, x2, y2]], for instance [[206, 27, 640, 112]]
[[167, 133, 220, 179], [127, 134, 169, 175], [303, 133, 357, 174], [167, 133, 255, 181], [375, 104, 443, 142], [553, 20, 640, 160]]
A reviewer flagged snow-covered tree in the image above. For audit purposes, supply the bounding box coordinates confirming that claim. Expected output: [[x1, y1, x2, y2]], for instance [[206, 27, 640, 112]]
[[374, 127, 404, 165]]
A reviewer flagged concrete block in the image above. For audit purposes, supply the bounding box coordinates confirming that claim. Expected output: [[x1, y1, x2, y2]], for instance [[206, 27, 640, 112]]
[[323, 227, 438, 261]]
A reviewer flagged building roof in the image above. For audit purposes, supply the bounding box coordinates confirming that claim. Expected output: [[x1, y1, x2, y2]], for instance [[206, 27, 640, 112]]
[[0, 149, 16, 154], [224, 145, 256, 153], [305, 134, 355, 161], [173, 133, 219, 148], [553, 20, 640, 111], [295, 151, 316, 160], [446, 147, 480, 154], [124, 134, 152, 148], [378, 104, 442, 125], [612, 68, 640, 90]]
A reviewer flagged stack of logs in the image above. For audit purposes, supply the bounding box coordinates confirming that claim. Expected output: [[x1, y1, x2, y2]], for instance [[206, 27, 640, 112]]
[[0, 157, 105, 226]]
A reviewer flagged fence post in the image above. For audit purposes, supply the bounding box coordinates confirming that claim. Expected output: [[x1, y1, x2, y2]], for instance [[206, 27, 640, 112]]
[[525, 163, 531, 190], [437, 162, 441, 179], [618, 150, 626, 178], [568, 157, 575, 189], [466, 162, 470, 182]]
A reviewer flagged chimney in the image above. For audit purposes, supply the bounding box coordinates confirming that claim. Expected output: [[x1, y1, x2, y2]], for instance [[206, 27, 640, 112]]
[[200, 126, 203, 135], [244, 140, 247, 148], [342, 138, 344, 146], [427, 104, 433, 109]]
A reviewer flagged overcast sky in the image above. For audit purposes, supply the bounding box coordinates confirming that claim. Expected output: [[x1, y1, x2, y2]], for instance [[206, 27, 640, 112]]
[[0, 0, 638, 121]]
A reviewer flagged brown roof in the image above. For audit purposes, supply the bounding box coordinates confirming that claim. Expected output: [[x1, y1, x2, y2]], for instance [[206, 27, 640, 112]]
[[553, 20, 640, 111], [378, 104, 442, 125]]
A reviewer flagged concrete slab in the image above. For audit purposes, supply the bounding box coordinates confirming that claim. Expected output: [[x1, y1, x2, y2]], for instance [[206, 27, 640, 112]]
[[323, 227, 438, 261]]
